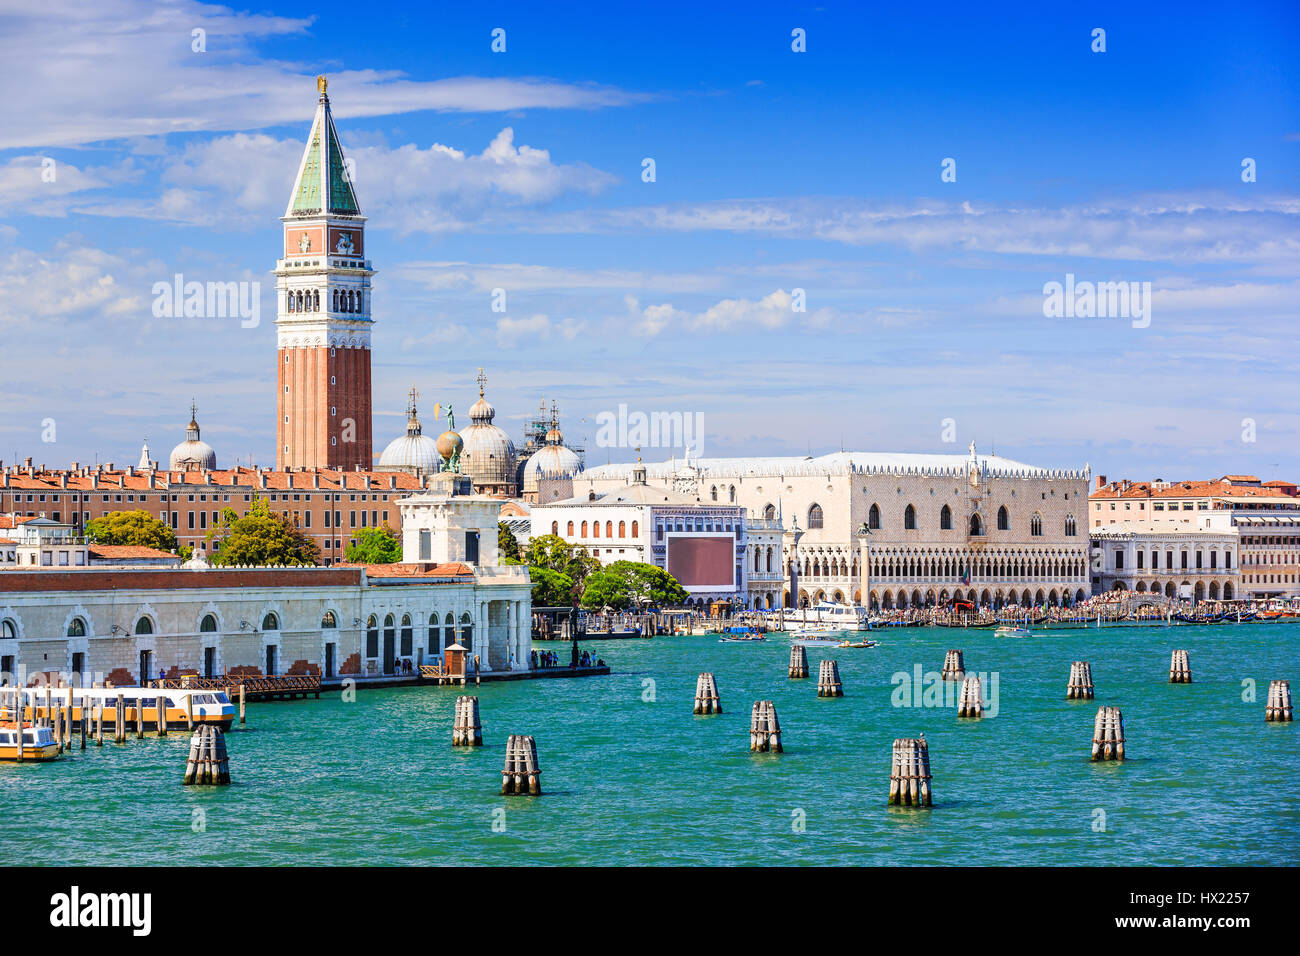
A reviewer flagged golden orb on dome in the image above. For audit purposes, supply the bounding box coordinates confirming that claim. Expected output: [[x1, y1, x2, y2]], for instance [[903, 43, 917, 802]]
[[436, 429, 463, 461]]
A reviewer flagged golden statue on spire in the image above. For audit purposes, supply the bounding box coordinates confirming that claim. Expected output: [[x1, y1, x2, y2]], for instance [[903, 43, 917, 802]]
[[316, 74, 328, 94]]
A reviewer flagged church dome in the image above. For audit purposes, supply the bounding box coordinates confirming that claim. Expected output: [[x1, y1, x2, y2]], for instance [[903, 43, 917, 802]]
[[460, 375, 517, 491], [379, 391, 441, 472], [169, 404, 217, 471], [522, 415, 581, 494]]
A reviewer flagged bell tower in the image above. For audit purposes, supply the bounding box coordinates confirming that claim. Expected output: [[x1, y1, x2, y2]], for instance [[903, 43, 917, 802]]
[[274, 75, 374, 470]]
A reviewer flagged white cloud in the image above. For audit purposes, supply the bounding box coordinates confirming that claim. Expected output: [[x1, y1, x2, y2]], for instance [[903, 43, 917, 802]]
[[1, 0, 648, 150], [78, 127, 615, 231], [625, 289, 839, 336], [494, 313, 586, 348]]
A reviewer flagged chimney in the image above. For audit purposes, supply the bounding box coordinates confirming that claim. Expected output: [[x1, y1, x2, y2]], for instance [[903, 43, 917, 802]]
[[59, 474, 67, 489], [70, 461, 79, 471], [312, 472, 320, 489], [1095, 475, 1107, 490], [260, 472, 267, 489], [286, 473, 294, 490], [388, 475, 396, 490]]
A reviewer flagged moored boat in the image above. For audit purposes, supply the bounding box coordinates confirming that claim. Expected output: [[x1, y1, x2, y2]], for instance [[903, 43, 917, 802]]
[[6, 686, 236, 731], [995, 625, 1031, 638], [0, 723, 60, 761]]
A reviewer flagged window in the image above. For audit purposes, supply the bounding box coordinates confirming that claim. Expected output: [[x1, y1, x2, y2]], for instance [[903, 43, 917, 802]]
[[904, 504, 916, 530], [1, 620, 15, 641], [939, 504, 952, 530], [868, 503, 880, 530], [969, 513, 984, 536], [67, 618, 86, 637], [366, 616, 378, 657], [618, 521, 626, 538], [262, 612, 280, 631], [631, 521, 638, 537], [997, 506, 1009, 531], [552, 521, 559, 536], [566, 521, 574, 537], [593, 521, 600, 538], [134, 617, 153, 635], [1065, 514, 1077, 536], [764, 503, 776, 520], [808, 504, 824, 530], [321, 611, 337, 628], [1030, 514, 1043, 536]]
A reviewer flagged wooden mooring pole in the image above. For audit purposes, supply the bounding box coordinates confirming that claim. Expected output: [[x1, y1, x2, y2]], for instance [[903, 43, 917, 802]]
[[957, 674, 983, 718], [115, 693, 126, 744], [1091, 706, 1126, 761], [500, 735, 542, 795], [888, 737, 932, 806], [1265, 680, 1293, 722], [1066, 661, 1094, 700], [1169, 649, 1192, 683], [788, 645, 809, 679], [239, 683, 246, 725], [452, 695, 483, 746], [940, 649, 965, 682], [748, 700, 782, 753], [183, 725, 232, 785], [816, 659, 843, 698], [692, 673, 721, 714]]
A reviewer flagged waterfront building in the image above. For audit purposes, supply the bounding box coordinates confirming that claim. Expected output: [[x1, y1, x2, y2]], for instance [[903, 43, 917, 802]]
[[1089, 524, 1239, 600], [0, 473, 530, 686], [168, 404, 218, 471], [1090, 474, 1300, 599], [530, 459, 766, 607], [274, 76, 374, 471], [577, 443, 1091, 610], [0, 456, 429, 564]]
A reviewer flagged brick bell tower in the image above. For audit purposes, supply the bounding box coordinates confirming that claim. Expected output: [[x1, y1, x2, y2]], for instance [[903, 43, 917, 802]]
[[274, 75, 374, 470]]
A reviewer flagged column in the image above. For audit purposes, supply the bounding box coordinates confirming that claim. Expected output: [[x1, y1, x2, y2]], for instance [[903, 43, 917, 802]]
[[506, 600, 517, 670], [479, 599, 489, 671]]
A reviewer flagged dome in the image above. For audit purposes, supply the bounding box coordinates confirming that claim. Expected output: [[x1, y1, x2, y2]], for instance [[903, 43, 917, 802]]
[[460, 375, 517, 491], [378, 394, 440, 472], [522, 419, 582, 495], [169, 404, 217, 471]]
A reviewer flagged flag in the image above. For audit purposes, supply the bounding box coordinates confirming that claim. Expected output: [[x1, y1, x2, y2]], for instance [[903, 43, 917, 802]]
[[433, 402, 440, 421]]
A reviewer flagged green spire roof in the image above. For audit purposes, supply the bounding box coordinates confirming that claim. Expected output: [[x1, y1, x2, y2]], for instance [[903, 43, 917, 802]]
[[286, 90, 361, 218]]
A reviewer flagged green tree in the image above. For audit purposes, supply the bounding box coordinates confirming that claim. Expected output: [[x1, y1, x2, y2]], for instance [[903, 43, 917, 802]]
[[498, 522, 521, 564], [346, 525, 402, 564], [529, 566, 575, 607], [524, 534, 600, 586], [83, 510, 177, 552], [206, 498, 321, 567], [605, 560, 689, 608], [580, 569, 632, 610]]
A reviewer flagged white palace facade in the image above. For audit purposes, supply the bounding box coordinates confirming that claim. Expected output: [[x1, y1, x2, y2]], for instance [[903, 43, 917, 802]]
[[576, 444, 1091, 610]]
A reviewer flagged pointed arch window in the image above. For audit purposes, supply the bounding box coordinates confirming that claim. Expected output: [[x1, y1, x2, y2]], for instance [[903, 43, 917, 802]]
[[200, 614, 218, 633], [997, 506, 1010, 531], [1064, 514, 1077, 537], [67, 618, 86, 637], [970, 513, 984, 536], [939, 504, 952, 530], [808, 504, 824, 529], [262, 612, 280, 631], [1030, 513, 1043, 537], [763, 503, 776, 520], [904, 504, 917, 530], [868, 503, 881, 530]]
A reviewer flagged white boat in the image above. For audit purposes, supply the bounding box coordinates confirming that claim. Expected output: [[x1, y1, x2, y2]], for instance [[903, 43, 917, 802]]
[[780, 601, 870, 630], [3, 685, 237, 730], [995, 625, 1031, 638]]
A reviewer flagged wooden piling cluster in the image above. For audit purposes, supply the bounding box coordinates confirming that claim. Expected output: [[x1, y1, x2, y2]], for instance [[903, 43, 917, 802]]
[[1066, 661, 1094, 700], [788, 645, 809, 679], [888, 737, 932, 806], [500, 735, 542, 795], [957, 674, 983, 718], [182, 725, 231, 785], [816, 659, 843, 698], [1265, 680, 1293, 722], [451, 695, 483, 746], [692, 673, 721, 714], [1090, 706, 1126, 761], [940, 649, 965, 682], [1168, 649, 1192, 683], [748, 700, 783, 753]]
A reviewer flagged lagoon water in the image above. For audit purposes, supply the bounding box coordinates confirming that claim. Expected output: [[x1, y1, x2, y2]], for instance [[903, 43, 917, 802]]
[[3, 623, 1297, 866]]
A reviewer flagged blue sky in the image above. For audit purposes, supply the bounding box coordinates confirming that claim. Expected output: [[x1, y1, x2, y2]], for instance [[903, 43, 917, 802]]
[[1, 0, 1297, 480]]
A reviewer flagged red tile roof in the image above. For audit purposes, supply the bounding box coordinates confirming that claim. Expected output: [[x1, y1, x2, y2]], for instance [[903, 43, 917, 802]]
[[88, 544, 178, 560], [1091, 477, 1297, 501], [0, 515, 37, 529]]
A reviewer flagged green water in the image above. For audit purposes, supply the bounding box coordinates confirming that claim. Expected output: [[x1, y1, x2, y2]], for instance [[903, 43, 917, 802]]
[[3, 623, 1297, 866]]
